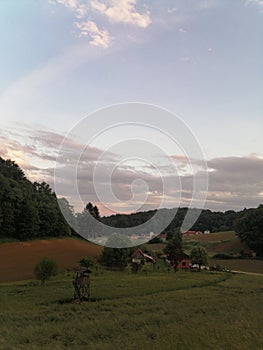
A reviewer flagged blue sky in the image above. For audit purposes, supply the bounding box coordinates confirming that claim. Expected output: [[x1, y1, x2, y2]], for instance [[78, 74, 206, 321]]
[[0, 0, 263, 214]]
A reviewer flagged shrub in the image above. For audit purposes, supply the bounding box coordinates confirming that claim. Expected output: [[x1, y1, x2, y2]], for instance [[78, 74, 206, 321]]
[[34, 257, 58, 285], [79, 256, 96, 269]]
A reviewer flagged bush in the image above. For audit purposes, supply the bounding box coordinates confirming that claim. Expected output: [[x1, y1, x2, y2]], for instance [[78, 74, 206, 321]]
[[79, 256, 96, 269], [100, 247, 131, 270], [34, 257, 58, 285]]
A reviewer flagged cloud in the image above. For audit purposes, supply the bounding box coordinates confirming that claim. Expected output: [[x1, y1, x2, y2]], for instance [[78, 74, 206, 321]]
[[75, 20, 111, 48], [179, 56, 191, 62], [246, 0, 263, 13], [90, 0, 151, 28], [167, 7, 177, 14], [204, 155, 263, 210], [49, 0, 88, 18], [2, 127, 263, 214], [178, 27, 187, 33], [50, 0, 151, 48], [50, 0, 112, 48]]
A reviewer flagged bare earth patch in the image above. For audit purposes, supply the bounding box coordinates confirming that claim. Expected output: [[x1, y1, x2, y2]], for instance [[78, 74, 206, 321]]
[[0, 238, 102, 282]]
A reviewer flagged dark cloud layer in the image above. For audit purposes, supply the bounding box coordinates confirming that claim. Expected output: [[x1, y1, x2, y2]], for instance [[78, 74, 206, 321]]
[[1, 127, 263, 213]]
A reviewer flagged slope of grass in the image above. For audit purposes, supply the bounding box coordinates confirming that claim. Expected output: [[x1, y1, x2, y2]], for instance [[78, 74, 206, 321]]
[[182, 231, 244, 255], [0, 270, 262, 349]]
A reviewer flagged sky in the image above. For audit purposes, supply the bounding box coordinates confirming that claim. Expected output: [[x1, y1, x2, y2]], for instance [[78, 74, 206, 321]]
[[0, 0, 263, 215]]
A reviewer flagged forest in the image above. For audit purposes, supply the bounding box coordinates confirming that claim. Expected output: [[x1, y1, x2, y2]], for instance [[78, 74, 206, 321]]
[[0, 157, 262, 255], [0, 157, 71, 239]]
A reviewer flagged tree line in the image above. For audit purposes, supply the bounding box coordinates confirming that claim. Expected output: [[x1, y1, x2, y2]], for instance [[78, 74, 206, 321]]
[[0, 157, 262, 256], [0, 157, 71, 240]]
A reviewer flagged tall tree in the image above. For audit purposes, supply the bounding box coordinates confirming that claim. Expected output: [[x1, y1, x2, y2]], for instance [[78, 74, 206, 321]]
[[235, 205, 263, 256], [77, 202, 101, 239], [190, 247, 209, 270], [164, 231, 184, 272]]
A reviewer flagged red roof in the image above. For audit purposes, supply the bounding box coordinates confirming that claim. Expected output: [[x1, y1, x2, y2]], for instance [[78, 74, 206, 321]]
[[183, 230, 196, 234], [131, 249, 155, 262]]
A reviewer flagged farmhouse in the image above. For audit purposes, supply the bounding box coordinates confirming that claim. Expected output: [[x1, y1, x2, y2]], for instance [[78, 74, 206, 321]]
[[131, 248, 156, 264], [130, 248, 155, 273]]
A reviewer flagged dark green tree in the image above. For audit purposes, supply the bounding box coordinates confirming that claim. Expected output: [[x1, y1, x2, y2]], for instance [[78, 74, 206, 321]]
[[235, 205, 263, 256], [164, 231, 184, 272], [190, 246, 209, 270], [58, 197, 77, 234], [34, 182, 71, 237], [15, 200, 39, 240], [100, 247, 130, 269], [77, 202, 101, 239], [100, 233, 132, 269]]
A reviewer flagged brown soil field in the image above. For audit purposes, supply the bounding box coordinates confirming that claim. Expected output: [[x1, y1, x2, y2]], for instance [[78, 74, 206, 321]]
[[0, 238, 103, 282]]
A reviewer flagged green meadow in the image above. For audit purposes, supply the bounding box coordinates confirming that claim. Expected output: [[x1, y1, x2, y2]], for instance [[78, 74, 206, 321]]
[[0, 270, 262, 350]]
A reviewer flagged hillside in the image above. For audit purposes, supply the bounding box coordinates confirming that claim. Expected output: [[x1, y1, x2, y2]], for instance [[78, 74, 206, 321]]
[[0, 238, 102, 282], [182, 231, 243, 255]]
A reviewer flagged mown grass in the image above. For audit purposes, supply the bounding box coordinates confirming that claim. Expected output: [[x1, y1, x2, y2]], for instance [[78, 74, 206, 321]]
[[182, 231, 243, 255], [210, 258, 263, 274], [0, 270, 262, 350]]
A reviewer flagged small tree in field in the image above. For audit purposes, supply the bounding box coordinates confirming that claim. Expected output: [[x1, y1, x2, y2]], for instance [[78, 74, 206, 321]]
[[79, 256, 96, 269], [190, 247, 209, 271], [34, 257, 58, 284]]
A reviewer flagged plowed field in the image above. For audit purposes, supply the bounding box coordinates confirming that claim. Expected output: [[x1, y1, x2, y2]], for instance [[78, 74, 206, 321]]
[[0, 238, 102, 282]]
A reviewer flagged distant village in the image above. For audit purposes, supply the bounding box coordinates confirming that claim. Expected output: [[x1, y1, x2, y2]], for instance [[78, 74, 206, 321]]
[[130, 229, 211, 242]]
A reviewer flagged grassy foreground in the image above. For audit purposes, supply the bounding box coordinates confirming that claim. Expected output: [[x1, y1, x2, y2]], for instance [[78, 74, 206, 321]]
[[0, 270, 262, 350]]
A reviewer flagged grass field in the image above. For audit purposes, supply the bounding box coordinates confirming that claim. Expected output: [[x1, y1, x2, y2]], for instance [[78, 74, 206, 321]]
[[0, 270, 262, 350], [210, 259, 263, 274], [182, 231, 244, 255]]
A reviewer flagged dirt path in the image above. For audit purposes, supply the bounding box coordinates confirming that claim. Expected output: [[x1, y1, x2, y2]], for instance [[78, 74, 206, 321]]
[[231, 270, 263, 277], [0, 238, 102, 282]]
